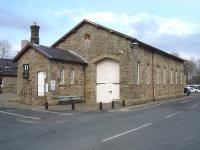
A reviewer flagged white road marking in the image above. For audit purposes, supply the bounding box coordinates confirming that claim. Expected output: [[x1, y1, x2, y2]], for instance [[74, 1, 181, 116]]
[[131, 104, 161, 111], [180, 100, 189, 104], [110, 104, 161, 112], [31, 109, 73, 116], [102, 123, 152, 142], [165, 111, 183, 119], [0, 110, 41, 120], [192, 104, 199, 109]]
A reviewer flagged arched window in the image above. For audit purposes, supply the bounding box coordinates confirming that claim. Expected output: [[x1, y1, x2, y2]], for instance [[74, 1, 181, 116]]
[[60, 68, 65, 84], [170, 69, 173, 84], [163, 67, 166, 85], [70, 69, 75, 84], [84, 34, 91, 47], [180, 72, 183, 84], [156, 67, 159, 85], [0, 78, 3, 87], [137, 62, 140, 85], [147, 65, 150, 85]]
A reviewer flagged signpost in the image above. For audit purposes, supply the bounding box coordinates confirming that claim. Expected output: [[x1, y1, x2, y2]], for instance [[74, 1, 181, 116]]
[[23, 64, 29, 79]]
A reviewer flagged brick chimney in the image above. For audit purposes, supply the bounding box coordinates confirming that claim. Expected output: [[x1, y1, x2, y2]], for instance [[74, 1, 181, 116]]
[[30, 22, 40, 44]]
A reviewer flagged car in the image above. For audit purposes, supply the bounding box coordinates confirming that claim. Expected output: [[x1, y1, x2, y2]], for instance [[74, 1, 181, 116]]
[[184, 87, 190, 96], [194, 88, 200, 93], [186, 87, 200, 93]]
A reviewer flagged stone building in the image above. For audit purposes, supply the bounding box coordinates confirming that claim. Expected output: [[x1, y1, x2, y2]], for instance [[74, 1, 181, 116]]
[[0, 59, 17, 93], [14, 20, 185, 105]]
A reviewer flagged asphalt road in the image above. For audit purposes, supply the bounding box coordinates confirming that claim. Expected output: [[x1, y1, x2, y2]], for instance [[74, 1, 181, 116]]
[[1, 95, 200, 150]]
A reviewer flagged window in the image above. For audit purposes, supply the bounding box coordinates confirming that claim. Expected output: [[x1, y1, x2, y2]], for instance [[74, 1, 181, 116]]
[[170, 69, 173, 84], [147, 65, 150, 85], [60, 68, 65, 84], [163, 68, 166, 85], [156, 67, 159, 85], [176, 71, 178, 84], [0, 78, 3, 87], [84, 34, 91, 47], [137, 62, 140, 85], [70, 70, 75, 84], [180, 72, 183, 84]]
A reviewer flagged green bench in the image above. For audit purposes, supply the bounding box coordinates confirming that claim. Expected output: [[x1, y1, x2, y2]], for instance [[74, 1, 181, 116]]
[[58, 96, 83, 104]]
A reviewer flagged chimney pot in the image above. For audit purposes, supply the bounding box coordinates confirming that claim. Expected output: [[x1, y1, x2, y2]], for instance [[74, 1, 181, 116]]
[[21, 40, 29, 49]]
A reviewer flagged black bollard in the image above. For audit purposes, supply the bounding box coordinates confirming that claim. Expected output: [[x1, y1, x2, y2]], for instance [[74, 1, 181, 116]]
[[72, 101, 75, 111], [44, 101, 48, 109], [122, 100, 125, 107], [112, 101, 114, 109], [99, 102, 103, 110]]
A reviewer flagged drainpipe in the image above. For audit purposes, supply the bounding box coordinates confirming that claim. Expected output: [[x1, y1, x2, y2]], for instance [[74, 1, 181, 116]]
[[83, 65, 86, 103], [152, 52, 155, 101], [168, 57, 170, 99]]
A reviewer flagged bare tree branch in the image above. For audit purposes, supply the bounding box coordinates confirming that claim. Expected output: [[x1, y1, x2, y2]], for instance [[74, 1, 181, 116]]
[[0, 40, 11, 59]]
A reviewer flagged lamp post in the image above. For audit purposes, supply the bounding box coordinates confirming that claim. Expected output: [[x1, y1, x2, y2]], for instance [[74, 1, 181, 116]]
[[0, 68, 2, 94], [0, 67, 3, 108], [131, 40, 139, 49]]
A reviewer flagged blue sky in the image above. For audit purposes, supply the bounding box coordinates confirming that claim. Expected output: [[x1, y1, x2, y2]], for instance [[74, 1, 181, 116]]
[[1, 0, 200, 59]]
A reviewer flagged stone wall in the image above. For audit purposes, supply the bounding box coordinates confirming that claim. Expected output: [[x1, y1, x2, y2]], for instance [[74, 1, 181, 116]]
[[1, 76, 17, 93], [55, 23, 185, 104], [16, 47, 85, 104]]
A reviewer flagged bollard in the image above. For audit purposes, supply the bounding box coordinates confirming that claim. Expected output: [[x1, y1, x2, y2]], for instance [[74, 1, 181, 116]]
[[99, 102, 103, 110], [44, 101, 48, 109], [72, 101, 75, 111], [112, 101, 114, 109], [122, 100, 125, 107]]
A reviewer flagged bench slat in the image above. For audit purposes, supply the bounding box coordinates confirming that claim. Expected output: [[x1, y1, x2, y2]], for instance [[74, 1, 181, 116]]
[[58, 96, 83, 104]]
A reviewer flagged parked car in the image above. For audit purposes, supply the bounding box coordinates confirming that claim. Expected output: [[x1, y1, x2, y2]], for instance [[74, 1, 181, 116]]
[[194, 88, 200, 93], [184, 87, 190, 96], [186, 87, 200, 93]]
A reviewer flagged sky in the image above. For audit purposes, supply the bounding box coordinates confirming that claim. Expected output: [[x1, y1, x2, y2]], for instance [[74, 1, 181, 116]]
[[1, 0, 200, 59]]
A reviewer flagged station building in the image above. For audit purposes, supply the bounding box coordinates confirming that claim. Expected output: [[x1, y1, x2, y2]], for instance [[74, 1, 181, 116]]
[[14, 20, 186, 105]]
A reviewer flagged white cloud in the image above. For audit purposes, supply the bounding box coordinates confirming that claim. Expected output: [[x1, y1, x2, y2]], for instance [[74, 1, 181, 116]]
[[10, 43, 21, 57], [158, 19, 198, 36], [48, 9, 200, 59], [48, 9, 199, 36], [180, 0, 200, 7]]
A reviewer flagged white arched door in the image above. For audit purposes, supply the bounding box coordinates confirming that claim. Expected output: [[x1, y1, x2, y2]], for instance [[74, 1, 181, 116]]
[[96, 59, 120, 103], [38, 72, 46, 96]]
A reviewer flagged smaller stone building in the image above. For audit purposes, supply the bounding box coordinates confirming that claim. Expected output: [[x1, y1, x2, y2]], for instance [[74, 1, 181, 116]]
[[14, 42, 87, 104], [0, 59, 17, 93]]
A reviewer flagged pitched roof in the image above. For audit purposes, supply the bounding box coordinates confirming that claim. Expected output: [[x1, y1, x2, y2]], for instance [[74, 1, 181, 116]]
[[52, 19, 185, 62], [0, 59, 17, 77], [13, 43, 88, 65]]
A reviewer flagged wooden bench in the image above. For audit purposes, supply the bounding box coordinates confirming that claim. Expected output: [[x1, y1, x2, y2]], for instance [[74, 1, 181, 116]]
[[58, 96, 83, 104]]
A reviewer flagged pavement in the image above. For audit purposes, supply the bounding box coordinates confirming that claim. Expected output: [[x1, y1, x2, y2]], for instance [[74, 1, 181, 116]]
[[0, 92, 197, 112], [1, 93, 200, 150]]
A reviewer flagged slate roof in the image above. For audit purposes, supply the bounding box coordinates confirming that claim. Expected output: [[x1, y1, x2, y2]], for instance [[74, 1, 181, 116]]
[[14, 43, 88, 65], [52, 19, 185, 62], [0, 59, 17, 77]]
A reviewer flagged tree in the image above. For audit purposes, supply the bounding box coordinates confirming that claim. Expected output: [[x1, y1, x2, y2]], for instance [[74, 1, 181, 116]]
[[0, 40, 11, 59], [184, 58, 200, 84], [171, 51, 180, 57], [195, 58, 200, 84]]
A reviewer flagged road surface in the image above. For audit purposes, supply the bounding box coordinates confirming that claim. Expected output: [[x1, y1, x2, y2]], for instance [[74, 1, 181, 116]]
[[0, 95, 200, 150]]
